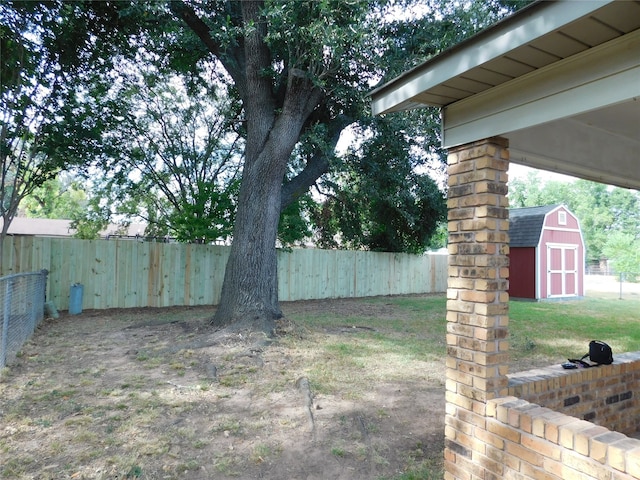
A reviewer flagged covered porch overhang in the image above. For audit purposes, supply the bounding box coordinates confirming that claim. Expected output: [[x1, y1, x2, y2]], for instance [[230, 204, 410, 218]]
[[371, 1, 640, 479], [371, 0, 640, 190]]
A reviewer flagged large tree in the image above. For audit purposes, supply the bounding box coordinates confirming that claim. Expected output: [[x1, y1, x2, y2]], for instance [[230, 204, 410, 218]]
[[289, 0, 525, 252], [78, 65, 244, 243], [312, 114, 447, 253], [164, 0, 526, 333], [5, 0, 524, 333], [165, 0, 387, 333], [19, 174, 87, 220]]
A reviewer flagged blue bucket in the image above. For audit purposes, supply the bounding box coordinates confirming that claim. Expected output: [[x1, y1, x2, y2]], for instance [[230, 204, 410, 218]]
[[69, 283, 84, 315]]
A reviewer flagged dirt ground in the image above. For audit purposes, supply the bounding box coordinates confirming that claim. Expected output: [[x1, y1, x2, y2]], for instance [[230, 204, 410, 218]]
[[2, 278, 634, 480], [1, 298, 446, 480]]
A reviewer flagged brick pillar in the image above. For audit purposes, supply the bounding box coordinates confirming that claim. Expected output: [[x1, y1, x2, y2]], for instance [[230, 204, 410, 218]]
[[444, 137, 510, 480]]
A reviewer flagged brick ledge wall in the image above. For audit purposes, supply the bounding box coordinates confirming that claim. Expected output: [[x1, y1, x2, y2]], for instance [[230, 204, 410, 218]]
[[508, 351, 640, 435], [487, 395, 640, 479], [478, 352, 640, 479]]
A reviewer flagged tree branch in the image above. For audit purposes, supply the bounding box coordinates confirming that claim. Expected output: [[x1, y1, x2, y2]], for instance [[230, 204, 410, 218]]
[[280, 114, 354, 211], [241, 0, 278, 159], [169, 0, 246, 97]]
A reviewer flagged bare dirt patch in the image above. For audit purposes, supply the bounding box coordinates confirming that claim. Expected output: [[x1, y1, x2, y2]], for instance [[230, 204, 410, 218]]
[[1, 298, 445, 480]]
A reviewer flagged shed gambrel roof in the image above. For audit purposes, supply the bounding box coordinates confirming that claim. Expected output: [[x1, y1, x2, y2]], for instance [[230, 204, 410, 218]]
[[509, 205, 561, 248]]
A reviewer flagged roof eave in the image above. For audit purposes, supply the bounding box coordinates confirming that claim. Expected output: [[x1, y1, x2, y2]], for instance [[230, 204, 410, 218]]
[[370, 0, 612, 116]]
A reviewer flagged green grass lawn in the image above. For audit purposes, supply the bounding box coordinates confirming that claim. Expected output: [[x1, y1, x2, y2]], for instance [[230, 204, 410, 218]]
[[290, 293, 640, 380], [509, 296, 640, 366]]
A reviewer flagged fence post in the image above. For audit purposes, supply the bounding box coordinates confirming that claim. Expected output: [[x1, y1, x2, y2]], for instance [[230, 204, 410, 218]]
[[1, 279, 13, 369], [37, 269, 48, 328], [619, 272, 623, 300]]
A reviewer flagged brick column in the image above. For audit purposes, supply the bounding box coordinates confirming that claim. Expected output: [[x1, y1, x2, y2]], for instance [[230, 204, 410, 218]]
[[444, 137, 510, 480]]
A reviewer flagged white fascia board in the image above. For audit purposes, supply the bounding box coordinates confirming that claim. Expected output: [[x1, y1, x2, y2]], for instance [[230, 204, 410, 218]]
[[535, 242, 541, 300], [509, 116, 639, 169], [371, 0, 611, 116], [442, 30, 640, 148]]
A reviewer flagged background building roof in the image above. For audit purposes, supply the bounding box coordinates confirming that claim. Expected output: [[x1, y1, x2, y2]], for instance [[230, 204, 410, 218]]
[[2, 218, 146, 239]]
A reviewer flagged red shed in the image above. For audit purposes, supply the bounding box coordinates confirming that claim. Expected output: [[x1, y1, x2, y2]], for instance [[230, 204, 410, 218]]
[[508, 205, 585, 300]]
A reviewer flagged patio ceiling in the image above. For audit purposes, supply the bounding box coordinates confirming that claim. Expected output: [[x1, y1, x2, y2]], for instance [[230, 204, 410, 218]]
[[370, 0, 640, 190]]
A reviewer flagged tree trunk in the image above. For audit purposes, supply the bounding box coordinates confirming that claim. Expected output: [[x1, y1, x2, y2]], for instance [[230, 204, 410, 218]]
[[211, 148, 286, 334], [211, 86, 323, 334], [209, 1, 324, 335]]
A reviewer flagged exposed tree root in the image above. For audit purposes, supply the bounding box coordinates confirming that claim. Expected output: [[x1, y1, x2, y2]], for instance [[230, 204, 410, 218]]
[[296, 376, 316, 440]]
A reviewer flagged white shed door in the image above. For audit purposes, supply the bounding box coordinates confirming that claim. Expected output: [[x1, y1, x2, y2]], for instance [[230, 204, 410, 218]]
[[547, 244, 579, 298]]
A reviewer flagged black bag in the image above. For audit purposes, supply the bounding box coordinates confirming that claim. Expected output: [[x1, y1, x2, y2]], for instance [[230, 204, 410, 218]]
[[588, 340, 613, 365], [566, 340, 613, 368]]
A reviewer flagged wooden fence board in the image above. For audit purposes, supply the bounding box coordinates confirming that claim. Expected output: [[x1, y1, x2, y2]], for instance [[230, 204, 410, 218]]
[[48, 239, 65, 308], [87, 240, 100, 309], [1, 237, 447, 311]]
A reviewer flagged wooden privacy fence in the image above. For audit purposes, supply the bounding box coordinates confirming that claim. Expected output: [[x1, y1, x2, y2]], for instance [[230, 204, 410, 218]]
[[1, 236, 448, 311]]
